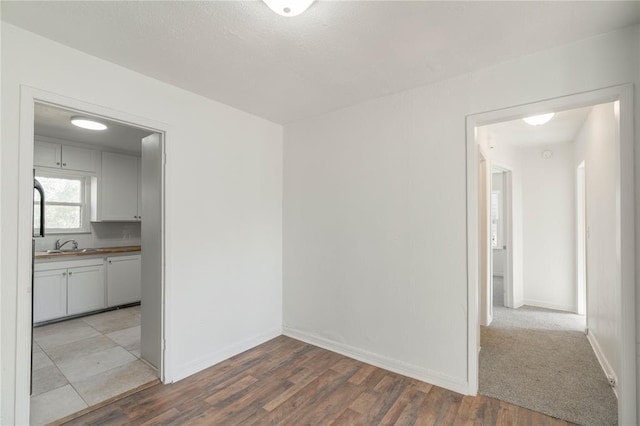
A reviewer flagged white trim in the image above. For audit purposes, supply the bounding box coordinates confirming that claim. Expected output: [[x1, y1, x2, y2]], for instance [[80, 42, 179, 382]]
[[283, 327, 469, 395], [465, 84, 635, 425], [522, 299, 576, 313], [478, 147, 492, 327], [173, 327, 282, 382], [491, 162, 514, 309], [576, 162, 587, 316], [587, 331, 618, 398], [16, 86, 172, 424]]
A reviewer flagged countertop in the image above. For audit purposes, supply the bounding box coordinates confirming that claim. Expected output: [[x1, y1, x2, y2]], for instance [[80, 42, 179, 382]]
[[35, 245, 141, 260]]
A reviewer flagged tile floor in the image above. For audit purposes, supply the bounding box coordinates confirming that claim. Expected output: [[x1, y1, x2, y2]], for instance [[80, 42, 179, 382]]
[[30, 305, 158, 425]]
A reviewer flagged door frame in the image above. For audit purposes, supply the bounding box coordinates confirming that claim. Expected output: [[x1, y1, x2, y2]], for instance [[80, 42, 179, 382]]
[[490, 163, 514, 309], [478, 146, 492, 327], [576, 161, 587, 316], [465, 84, 635, 425], [15, 86, 172, 424]]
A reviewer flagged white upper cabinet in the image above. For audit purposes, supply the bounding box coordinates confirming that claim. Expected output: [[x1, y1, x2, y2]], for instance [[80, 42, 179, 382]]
[[34, 141, 97, 173], [34, 141, 62, 168], [100, 152, 140, 221]]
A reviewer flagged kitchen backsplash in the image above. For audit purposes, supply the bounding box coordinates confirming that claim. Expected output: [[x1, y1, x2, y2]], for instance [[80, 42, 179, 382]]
[[35, 222, 141, 251]]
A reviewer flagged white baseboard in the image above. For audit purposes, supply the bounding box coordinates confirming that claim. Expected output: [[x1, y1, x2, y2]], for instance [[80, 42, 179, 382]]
[[523, 298, 576, 313], [283, 326, 469, 395], [587, 330, 618, 398], [173, 327, 282, 382]]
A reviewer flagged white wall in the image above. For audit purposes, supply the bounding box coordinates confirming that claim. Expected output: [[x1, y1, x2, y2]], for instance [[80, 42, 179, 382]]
[[519, 143, 576, 312], [1, 24, 283, 424], [573, 103, 620, 382], [283, 26, 639, 395]]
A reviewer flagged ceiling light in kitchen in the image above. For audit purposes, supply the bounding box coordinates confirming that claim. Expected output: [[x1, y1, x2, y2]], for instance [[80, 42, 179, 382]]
[[523, 113, 554, 126], [263, 0, 315, 17], [70, 116, 108, 131]]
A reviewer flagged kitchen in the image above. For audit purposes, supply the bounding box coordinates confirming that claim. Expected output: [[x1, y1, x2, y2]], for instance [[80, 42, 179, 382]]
[[31, 103, 161, 424]]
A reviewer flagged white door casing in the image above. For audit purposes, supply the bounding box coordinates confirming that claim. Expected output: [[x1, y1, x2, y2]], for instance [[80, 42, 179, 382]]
[[15, 86, 171, 425], [466, 84, 635, 425]]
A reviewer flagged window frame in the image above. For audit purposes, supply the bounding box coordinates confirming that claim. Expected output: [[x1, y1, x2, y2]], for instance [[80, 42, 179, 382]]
[[34, 168, 93, 234]]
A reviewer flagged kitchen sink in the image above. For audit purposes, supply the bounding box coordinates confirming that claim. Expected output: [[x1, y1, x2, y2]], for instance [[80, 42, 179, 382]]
[[45, 248, 105, 254]]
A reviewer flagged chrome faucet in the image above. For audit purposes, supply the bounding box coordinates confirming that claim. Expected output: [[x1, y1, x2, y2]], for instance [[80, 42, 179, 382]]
[[55, 239, 79, 250]]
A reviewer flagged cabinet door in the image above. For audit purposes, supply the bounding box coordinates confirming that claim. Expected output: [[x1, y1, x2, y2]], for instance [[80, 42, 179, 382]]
[[101, 152, 139, 221], [34, 269, 67, 322], [67, 264, 106, 315], [107, 255, 141, 307], [34, 141, 62, 169], [62, 145, 97, 172]]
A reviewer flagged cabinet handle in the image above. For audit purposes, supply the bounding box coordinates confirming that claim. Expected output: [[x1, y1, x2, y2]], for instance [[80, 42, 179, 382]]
[[62, 272, 66, 276], [109, 260, 112, 264], [62, 163, 67, 167], [56, 162, 60, 166], [68, 271, 72, 276]]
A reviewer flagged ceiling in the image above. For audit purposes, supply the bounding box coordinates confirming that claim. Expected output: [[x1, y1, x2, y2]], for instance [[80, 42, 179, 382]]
[[35, 103, 153, 154], [482, 105, 595, 148], [3, 2, 639, 124]]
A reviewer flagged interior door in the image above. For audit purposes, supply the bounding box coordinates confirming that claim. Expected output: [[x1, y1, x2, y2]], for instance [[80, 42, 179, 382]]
[[140, 133, 163, 370]]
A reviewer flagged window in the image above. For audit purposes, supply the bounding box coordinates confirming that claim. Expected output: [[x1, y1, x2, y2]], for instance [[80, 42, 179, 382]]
[[34, 171, 91, 234]]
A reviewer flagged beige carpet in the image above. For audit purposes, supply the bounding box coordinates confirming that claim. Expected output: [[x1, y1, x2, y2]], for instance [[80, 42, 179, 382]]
[[480, 285, 617, 426]]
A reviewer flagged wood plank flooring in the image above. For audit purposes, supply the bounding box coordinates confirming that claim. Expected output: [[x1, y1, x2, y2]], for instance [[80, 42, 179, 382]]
[[62, 336, 573, 425]]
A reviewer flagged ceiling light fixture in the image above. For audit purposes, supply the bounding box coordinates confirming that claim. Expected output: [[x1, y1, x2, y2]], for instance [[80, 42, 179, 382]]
[[70, 116, 108, 131], [523, 113, 555, 126], [263, 0, 314, 17]]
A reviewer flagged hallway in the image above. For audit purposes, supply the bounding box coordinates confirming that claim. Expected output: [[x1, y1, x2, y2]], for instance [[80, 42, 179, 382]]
[[479, 278, 617, 426]]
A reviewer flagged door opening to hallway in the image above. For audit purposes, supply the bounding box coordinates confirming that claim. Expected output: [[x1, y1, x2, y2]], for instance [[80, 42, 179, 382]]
[[474, 100, 622, 426]]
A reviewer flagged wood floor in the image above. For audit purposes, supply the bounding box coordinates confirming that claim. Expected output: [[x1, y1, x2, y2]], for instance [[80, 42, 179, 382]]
[[62, 336, 573, 425]]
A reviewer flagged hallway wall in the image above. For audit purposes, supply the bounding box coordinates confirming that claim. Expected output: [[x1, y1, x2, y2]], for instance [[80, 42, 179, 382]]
[[573, 103, 620, 385], [520, 142, 577, 312]]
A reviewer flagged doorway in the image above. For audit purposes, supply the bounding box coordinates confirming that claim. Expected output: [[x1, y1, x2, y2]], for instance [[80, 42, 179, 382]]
[[466, 85, 636, 425], [16, 88, 168, 425], [489, 165, 513, 310]]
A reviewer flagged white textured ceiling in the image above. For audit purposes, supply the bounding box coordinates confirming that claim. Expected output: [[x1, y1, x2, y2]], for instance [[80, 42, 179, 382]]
[[35, 103, 152, 154], [483, 105, 594, 147], [3, 1, 639, 124]]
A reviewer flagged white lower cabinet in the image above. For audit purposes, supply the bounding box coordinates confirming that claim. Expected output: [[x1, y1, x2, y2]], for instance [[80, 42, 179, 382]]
[[33, 269, 68, 323], [67, 264, 105, 315], [35, 253, 140, 323], [107, 255, 141, 307]]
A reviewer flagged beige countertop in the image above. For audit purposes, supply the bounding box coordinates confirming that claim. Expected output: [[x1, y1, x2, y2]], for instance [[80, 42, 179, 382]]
[[35, 245, 141, 260]]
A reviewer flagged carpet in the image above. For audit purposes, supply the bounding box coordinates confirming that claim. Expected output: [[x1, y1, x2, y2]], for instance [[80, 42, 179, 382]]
[[480, 297, 617, 426]]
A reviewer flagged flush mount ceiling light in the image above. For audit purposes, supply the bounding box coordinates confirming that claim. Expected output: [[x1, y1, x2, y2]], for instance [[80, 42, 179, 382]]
[[523, 113, 555, 126], [70, 116, 108, 131], [263, 0, 315, 17]]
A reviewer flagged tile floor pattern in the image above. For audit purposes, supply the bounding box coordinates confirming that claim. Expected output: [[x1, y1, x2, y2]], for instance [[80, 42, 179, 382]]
[[30, 305, 158, 425]]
